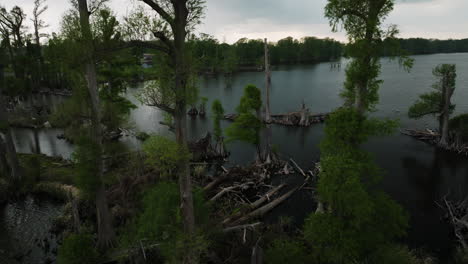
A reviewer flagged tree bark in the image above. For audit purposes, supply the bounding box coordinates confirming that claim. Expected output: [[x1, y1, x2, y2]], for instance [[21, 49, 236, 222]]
[[77, 0, 115, 250], [0, 62, 21, 183], [264, 38, 271, 123], [439, 70, 454, 147], [173, 3, 196, 263]]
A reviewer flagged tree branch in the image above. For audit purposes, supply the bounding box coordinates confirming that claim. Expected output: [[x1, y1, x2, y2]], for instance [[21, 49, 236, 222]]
[[152, 30, 174, 51], [140, 0, 174, 25]]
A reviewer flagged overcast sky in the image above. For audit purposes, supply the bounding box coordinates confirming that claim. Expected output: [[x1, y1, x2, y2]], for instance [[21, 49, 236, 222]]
[[2, 0, 467, 43]]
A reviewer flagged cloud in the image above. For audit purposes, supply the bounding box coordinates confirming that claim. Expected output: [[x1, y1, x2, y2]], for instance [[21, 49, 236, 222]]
[[2, 0, 467, 43]]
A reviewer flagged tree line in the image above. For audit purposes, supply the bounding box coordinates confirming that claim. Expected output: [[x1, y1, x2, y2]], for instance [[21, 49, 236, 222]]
[[382, 38, 468, 56], [190, 35, 343, 74]]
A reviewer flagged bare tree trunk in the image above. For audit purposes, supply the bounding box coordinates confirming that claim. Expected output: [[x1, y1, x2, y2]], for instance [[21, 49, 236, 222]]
[[439, 72, 453, 147], [298, 101, 310, 126], [264, 38, 271, 123], [77, 0, 115, 249]]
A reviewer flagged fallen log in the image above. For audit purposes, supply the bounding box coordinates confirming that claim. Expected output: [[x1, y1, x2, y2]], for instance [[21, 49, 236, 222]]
[[223, 222, 262, 233], [222, 184, 286, 225], [289, 158, 306, 177], [203, 174, 229, 192], [211, 183, 253, 202], [230, 187, 299, 226]]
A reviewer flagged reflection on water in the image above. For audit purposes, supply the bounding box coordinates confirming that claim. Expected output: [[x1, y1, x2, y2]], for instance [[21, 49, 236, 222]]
[[12, 128, 74, 159], [8, 53, 468, 260]]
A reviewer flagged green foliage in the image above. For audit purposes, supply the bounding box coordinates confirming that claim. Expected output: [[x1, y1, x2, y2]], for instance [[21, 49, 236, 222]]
[[304, 108, 407, 263], [226, 112, 262, 146], [226, 84, 262, 148], [142, 135, 192, 178], [265, 239, 310, 264], [189, 35, 343, 73], [453, 247, 468, 264], [408, 64, 456, 119], [236, 84, 262, 113], [408, 91, 443, 119], [325, 0, 412, 112], [121, 182, 210, 263], [366, 245, 422, 264], [211, 99, 225, 140], [57, 233, 99, 264], [135, 131, 150, 141], [72, 136, 100, 199], [450, 114, 468, 143], [382, 38, 468, 56]]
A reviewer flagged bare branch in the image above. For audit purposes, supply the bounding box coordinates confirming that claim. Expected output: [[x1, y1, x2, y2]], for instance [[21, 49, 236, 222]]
[[140, 0, 174, 25]]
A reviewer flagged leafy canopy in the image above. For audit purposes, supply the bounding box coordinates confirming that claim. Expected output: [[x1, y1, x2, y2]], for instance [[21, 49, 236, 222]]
[[142, 135, 192, 178], [226, 84, 263, 146], [304, 108, 407, 263], [408, 64, 456, 119], [211, 99, 225, 140]]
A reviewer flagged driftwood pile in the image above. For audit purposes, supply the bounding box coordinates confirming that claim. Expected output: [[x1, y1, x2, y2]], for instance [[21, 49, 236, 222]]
[[440, 195, 468, 249], [224, 112, 328, 127], [402, 129, 468, 155], [203, 159, 316, 230]]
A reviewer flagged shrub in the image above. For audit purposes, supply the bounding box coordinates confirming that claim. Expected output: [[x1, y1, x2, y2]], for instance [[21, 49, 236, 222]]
[[142, 135, 191, 178], [57, 233, 99, 264], [121, 182, 210, 263], [265, 239, 310, 264]]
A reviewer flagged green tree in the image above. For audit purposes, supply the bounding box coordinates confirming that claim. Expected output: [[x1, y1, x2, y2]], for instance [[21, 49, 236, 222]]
[[226, 84, 263, 161], [449, 114, 468, 145], [303, 1, 410, 262], [134, 1, 206, 263], [122, 182, 210, 263], [211, 99, 227, 157], [211, 99, 224, 142], [77, 0, 116, 249], [143, 135, 191, 178], [304, 109, 407, 263], [325, 0, 412, 113], [58, 233, 100, 264], [408, 64, 456, 147]]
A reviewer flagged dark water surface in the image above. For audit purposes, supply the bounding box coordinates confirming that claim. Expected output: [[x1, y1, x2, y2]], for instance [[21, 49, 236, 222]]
[[0, 196, 62, 264], [6, 53, 468, 261]]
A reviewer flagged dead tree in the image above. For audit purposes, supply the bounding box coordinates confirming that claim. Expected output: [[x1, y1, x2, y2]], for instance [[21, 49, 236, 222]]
[[298, 101, 310, 126]]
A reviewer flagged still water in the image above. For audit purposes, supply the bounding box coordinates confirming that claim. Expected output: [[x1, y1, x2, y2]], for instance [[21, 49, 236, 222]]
[[7, 53, 468, 261]]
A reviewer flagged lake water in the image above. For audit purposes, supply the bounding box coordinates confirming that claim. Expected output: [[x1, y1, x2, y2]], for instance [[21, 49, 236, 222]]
[[7, 53, 468, 262]]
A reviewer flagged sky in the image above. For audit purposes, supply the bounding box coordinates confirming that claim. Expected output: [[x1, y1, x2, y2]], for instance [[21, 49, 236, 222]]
[[2, 0, 467, 43]]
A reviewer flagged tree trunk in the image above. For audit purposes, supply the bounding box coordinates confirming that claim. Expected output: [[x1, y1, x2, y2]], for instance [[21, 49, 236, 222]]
[[439, 72, 452, 147], [0, 137, 9, 177], [77, 0, 115, 249], [298, 101, 310, 126], [264, 38, 271, 123], [0, 62, 21, 183], [173, 3, 196, 262]]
